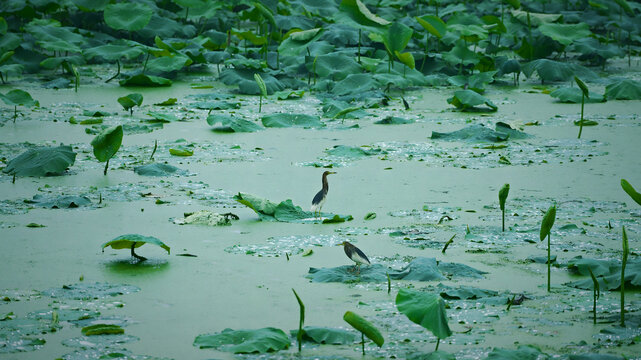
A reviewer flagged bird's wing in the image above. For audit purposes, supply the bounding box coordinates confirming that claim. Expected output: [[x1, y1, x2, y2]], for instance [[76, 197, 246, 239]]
[[311, 189, 326, 205]]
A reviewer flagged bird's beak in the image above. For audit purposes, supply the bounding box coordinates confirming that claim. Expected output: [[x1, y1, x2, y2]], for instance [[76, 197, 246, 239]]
[[329, 171, 337, 175]]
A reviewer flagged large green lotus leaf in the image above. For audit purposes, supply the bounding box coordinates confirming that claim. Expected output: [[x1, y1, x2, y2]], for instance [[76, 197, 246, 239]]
[[83, 44, 144, 62], [194, 327, 290, 353], [435, 283, 498, 300], [486, 345, 545, 360], [0, 32, 20, 53], [219, 69, 284, 95], [570, 38, 624, 61], [90, 125, 123, 163], [101, 234, 170, 254], [233, 193, 278, 217], [431, 124, 508, 142], [382, 21, 412, 55], [447, 71, 496, 92], [336, 0, 390, 30], [326, 145, 381, 158], [447, 90, 497, 112], [332, 73, 380, 96], [3, 145, 76, 177], [291, 327, 355, 345], [39, 55, 84, 69], [437, 261, 488, 278], [510, 9, 562, 27], [145, 54, 193, 73], [261, 113, 324, 128], [447, 23, 488, 43], [389, 257, 445, 281], [134, 163, 188, 177], [416, 15, 446, 38], [343, 311, 384, 347], [278, 28, 324, 57], [443, 42, 480, 67], [119, 74, 172, 87], [104, 2, 153, 31], [538, 23, 591, 46], [605, 79, 641, 100], [73, 0, 109, 11], [0, 63, 24, 78], [207, 114, 262, 132], [395, 288, 452, 340], [0, 89, 39, 107], [522, 59, 574, 82], [567, 257, 619, 277], [550, 87, 605, 103], [565, 259, 641, 291], [321, 99, 369, 119], [312, 53, 362, 81], [27, 25, 85, 53], [233, 193, 351, 223]]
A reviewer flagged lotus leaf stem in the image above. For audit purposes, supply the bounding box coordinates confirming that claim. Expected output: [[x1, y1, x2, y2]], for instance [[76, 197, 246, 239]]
[[131, 242, 147, 261], [435, 337, 440, 351], [150, 139, 157, 160], [547, 233, 551, 292], [106, 60, 120, 83], [361, 332, 365, 355], [103, 159, 109, 176]]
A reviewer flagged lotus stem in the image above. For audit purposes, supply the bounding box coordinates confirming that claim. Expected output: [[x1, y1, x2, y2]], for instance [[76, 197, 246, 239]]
[[13, 105, 17, 122], [578, 93, 584, 139], [259, 95, 262, 113], [103, 158, 109, 176], [130, 242, 147, 261], [361, 332, 365, 355], [358, 29, 361, 64], [502, 209, 505, 232], [292, 289, 305, 352], [547, 233, 551, 292], [387, 272, 391, 294], [506, 294, 516, 311], [435, 337, 440, 351], [150, 139, 157, 160], [593, 287, 597, 324], [106, 60, 120, 83]]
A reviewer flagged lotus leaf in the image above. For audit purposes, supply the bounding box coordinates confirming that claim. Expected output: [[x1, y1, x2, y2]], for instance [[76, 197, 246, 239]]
[[134, 163, 187, 177], [443, 42, 480, 67], [337, 0, 390, 30], [261, 113, 324, 128], [119, 74, 172, 87], [570, 38, 624, 64], [104, 2, 152, 31], [435, 283, 498, 300], [169, 147, 193, 156], [569, 354, 623, 360], [39, 55, 84, 70], [538, 23, 591, 46], [0, 89, 39, 108], [207, 114, 262, 132], [332, 73, 380, 96], [81, 324, 124, 336], [374, 116, 413, 125], [550, 87, 605, 103], [511, 10, 562, 27], [25, 194, 91, 209], [312, 53, 362, 81], [432, 124, 508, 142], [219, 69, 284, 95], [522, 59, 574, 82], [90, 125, 123, 175], [605, 79, 641, 100], [382, 22, 412, 56], [326, 145, 381, 158], [118, 93, 143, 113], [395, 288, 452, 340], [101, 234, 170, 255], [146, 111, 179, 123], [27, 25, 85, 53], [3, 145, 76, 177], [291, 327, 355, 344], [540, 205, 556, 241], [73, 0, 109, 11], [565, 259, 641, 291], [194, 327, 290, 353], [447, 71, 496, 92], [343, 311, 384, 347], [145, 54, 193, 73], [416, 15, 446, 38], [234, 192, 351, 223], [447, 90, 497, 112], [279, 28, 324, 56], [486, 345, 545, 360]]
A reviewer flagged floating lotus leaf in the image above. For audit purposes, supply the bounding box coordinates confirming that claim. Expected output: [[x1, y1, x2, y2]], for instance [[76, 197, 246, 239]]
[[261, 113, 324, 128], [447, 90, 497, 112], [104, 2, 153, 31], [119, 74, 172, 87], [145, 53, 193, 73], [207, 114, 262, 132], [134, 163, 188, 176], [550, 87, 605, 103], [538, 23, 591, 46], [435, 283, 498, 300], [24, 194, 91, 209], [312, 53, 363, 81], [290, 326, 355, 344], [233, 192, 352, 223], [194, 327, 290, 353], [278, 28, 324, 56], [219, 68, 284, 95], [3, 145, 76, 177], [374, 116, 413, 125]]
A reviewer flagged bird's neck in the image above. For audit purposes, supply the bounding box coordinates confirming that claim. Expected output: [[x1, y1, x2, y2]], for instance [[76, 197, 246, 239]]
[[322, 174, 329, 191]]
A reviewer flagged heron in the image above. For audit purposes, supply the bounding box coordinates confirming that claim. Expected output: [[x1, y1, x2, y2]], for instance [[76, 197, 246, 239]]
[[311, 171, 336, 219], [339, 241, 371, 274]]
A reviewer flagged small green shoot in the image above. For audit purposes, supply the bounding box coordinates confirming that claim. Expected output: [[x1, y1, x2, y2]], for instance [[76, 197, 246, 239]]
[[588, 267, 599, 324], [540, 205, 557, 292], [499, 183, 510, 231], [441, 234, 455, 254], [621, 226, 628, 327], [150, 139, 157, 161], [386, 272, 391, 294], [343, 311, 384, 355], [574, 76, 590, 138], [254, 73, 267, 113], [506, 294, 516, 311], [292, 289, 305, 352]]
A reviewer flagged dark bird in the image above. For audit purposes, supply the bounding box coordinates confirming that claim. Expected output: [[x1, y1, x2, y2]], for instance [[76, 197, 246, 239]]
[[311, 171, 336, 218], [339, 241, 371, 274]]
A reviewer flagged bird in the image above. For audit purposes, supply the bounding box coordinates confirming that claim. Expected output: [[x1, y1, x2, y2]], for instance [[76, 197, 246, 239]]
[[339, 241, 371, 274], [311, 171, 336, 219]]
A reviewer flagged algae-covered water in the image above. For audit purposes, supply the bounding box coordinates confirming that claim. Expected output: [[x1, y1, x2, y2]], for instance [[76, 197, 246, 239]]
[[1, 61, 640, 359]]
